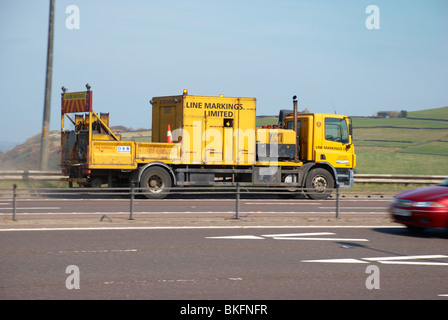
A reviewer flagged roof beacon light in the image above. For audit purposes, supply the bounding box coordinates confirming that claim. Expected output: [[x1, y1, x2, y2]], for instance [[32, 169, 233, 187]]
[[183, 89, 188, 95]]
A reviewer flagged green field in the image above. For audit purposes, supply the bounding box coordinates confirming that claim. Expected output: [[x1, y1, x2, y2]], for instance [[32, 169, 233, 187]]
[[352, 106, 448, 175], [256, 116, 278, 127], [120, 130, 152, 143]]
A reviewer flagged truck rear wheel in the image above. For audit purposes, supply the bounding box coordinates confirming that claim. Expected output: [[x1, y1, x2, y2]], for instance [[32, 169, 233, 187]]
[[140, 167, 172, 199], [305, 168, 334, 200], [90, 177, 102, 189]]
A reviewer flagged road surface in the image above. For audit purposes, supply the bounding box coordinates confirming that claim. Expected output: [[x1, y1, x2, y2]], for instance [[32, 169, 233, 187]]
[[1, 225, 448, 300], [1, 195, 447, 311]]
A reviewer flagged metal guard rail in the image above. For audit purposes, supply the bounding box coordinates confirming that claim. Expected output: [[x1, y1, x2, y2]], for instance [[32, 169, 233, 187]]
[[0, 170, 446, 184], [1, 185, 386, 222]]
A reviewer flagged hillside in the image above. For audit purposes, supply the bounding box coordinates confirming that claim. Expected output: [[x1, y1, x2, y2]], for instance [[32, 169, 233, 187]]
[[1, 107, 447, 175], [0, 127, 151, 171], [0, 131, 61, 171]]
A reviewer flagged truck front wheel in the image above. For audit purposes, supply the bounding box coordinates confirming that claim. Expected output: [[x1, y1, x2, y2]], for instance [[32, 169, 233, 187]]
[[140, 167, 172, 199], [305, 168, 334, 200]]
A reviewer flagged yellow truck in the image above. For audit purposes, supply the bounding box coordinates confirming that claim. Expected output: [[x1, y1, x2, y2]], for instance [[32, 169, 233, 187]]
[[61, 85, 356, 199]]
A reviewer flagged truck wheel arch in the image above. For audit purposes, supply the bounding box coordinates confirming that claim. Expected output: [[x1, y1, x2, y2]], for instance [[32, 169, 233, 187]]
[[299, 162, 337, 186], [138, 164, 175, 199], [300, 163, 337, 200], [137, 162, 176, 186]]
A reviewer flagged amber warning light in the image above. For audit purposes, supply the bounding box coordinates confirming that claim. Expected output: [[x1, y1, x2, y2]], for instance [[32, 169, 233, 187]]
[[183, 89, 188, 95]]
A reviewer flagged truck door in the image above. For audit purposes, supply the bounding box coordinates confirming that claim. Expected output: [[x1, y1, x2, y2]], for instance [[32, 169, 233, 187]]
[[322, 117, 353, 168], [288, 116, 312, 161]]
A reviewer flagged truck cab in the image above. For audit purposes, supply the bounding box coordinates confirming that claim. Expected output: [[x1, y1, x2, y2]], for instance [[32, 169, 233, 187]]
[[282, 111, 356, 194]]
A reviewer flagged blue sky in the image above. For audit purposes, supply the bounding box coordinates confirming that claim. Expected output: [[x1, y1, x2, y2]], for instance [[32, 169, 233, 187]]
[[1, 0, 447, 145]]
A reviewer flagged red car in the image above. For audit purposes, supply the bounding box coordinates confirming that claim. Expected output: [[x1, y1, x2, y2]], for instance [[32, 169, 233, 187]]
[[390, 178, 448, 231]]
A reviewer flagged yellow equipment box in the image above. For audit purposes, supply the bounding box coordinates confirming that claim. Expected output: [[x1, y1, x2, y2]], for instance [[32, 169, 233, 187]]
[[151, 92, 256, 165]]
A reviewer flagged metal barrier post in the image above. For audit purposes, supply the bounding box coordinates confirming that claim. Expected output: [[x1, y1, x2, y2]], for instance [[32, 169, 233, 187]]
[[12, 184, 17, 221], [234, 183, 240, 219], [129, 183, 135, 220], [335, 186, 340, 219]]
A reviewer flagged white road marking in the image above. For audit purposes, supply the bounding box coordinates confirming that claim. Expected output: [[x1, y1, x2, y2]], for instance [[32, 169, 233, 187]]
[[261, 232, 335, 237], [104, 277, 243, 285], [302, 258, 368, 264], [320, 207, 385, 210], [302, 255, 448, 266], [0, 211, 388, 215], [377, 261, 448, 266], [273, 237, 369, 241], [365, 254, 448, 266], [49, 249, 138, 254], [0, 207, 60, 210], [245, 202, 322, 205], [206, 235, 264, 240], [363, 255, 448, 261], [206, 232, 369, 242]]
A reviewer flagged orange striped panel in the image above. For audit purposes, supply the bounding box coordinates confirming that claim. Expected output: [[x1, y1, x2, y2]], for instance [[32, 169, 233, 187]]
[[61, 91, 92, 113]]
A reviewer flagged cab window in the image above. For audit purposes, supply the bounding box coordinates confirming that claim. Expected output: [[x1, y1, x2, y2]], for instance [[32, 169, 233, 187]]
[[286, 120, 301, 131], [325, 118, 349, 144]]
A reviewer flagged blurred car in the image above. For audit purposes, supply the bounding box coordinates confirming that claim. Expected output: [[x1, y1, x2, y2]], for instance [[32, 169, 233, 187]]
[[390, 178, 448, 231]]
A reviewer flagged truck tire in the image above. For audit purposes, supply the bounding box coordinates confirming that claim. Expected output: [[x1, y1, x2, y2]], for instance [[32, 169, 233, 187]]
[[304, 168, 334, 200], [90, 177, 102, 189], [140, 167, 172, 199]]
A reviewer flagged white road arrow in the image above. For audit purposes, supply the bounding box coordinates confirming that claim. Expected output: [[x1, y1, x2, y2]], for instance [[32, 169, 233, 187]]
[[364, 255, 448, 266], [207, 232, 369, 242], [302, 254, 448, 266]]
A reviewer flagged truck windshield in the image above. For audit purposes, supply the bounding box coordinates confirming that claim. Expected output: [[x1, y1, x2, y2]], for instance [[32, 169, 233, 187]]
[[325, 118, 349, 144]]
